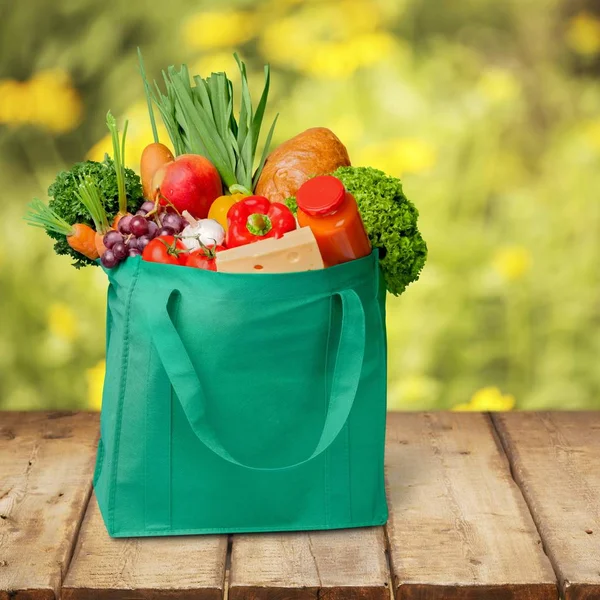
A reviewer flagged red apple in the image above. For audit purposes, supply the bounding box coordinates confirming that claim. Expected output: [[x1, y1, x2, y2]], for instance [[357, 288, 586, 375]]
[[152, 154, 222, 218]]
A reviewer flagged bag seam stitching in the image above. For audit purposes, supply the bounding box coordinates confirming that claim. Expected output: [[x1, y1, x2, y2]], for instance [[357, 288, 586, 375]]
[[167, 291, 181, 529], [143, 308, 153, 530], [93, 281, 115, 489], [93, 438, 104, 486], [105, 515, 388, 537], [346, 414, 353, 522], [108, 259, 141, 534], [323, 295, 333, 528], [376, 277, 389, 516]]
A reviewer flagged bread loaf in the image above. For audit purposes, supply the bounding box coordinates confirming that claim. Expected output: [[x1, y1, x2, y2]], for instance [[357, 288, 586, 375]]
[[255, 127, 351, 203]]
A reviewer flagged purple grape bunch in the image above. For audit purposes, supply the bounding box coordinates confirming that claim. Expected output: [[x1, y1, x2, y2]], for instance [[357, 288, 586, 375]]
[[100, 205, 186, 269]]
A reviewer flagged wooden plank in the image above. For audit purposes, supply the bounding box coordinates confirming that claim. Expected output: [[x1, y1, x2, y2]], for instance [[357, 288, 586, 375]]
[[494, 412, 600, 600], [62, 493, 228, 600], [0, 411, 98, 600], [385, 412, 558, 600], [229, 527, 390, 600]]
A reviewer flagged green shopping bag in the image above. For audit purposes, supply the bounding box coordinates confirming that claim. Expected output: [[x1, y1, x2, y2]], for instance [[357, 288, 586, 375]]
[[93, 249, 388, 537]]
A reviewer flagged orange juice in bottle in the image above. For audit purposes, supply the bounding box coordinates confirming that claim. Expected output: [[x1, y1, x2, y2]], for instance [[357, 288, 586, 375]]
[[296, 175, 371, 267]]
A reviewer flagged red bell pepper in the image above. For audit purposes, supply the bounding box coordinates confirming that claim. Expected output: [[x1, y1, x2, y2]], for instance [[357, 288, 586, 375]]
[[226, 195, 296, 248]]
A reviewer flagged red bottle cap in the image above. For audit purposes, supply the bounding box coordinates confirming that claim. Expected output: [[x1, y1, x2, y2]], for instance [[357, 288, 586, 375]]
[[296, 175, 346, 216]]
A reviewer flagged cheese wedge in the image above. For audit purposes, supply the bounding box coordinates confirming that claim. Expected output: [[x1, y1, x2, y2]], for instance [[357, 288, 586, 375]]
[[216, 227, 324, 274]]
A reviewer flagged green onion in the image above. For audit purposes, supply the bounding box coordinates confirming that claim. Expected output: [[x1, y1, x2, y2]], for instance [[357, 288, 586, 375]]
[[24, 198, 73, 236], [146, 53, 278, 195], [106, 111, 129, 215], [75, 175, 110, 234]]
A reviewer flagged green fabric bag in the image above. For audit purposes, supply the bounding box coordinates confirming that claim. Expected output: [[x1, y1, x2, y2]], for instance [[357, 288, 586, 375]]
[[93, 249, 388, 537]]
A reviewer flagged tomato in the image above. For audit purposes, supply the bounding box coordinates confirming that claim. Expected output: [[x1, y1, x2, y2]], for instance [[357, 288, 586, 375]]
[[185, 244, 225, 271], [142, 235, 187, 266]]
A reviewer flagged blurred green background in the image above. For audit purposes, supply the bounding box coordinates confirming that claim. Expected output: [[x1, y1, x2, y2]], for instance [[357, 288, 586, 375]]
[[1, 0, 599, 412]]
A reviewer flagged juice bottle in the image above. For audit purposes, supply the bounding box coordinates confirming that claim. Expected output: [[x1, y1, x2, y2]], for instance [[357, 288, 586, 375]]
[[296, 175, 371, 267]]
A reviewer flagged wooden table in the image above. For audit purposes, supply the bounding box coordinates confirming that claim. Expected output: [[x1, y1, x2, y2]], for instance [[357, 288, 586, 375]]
[[1, 412, 599, 600]]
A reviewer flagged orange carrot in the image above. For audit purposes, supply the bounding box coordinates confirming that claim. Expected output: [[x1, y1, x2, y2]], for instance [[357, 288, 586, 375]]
[[141, 143, 174, 200], [137, 50, 175, 201], [67, 223, 100, 260], [75, 175, 111, 258], [95, 231, 107, 257], [24, 199, 100, 261]]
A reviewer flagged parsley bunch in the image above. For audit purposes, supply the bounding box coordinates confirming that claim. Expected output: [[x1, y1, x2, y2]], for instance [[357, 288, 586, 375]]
[[47, 157, 143, 268]]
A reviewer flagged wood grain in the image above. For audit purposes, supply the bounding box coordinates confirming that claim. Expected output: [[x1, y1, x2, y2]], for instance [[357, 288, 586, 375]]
[[493, 412, 600, 600], [62, 494, 228, 600], [229, 527, 390, 600], [0, 411, 98, 600], [385, 412, 557, 600]]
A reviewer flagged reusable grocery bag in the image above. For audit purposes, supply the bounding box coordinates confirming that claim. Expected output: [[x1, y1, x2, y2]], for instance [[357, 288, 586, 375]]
[[93, 249, 388, 537]]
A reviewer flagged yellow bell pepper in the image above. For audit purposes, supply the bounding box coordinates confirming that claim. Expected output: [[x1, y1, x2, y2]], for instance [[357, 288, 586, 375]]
[[208, 193, 247, 231]]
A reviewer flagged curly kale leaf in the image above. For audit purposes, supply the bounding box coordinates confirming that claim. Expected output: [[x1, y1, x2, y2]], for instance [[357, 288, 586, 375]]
[[333, 166, 427, 296], [46, 156, 144, 268], [284, 196, 297, 215]]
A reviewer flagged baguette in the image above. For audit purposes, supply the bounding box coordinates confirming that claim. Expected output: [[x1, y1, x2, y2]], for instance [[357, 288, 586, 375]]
[[255, 127, 351, 203]]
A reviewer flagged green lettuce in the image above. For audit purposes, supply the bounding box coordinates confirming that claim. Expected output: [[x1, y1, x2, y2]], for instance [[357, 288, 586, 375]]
[[284, 195, 297, 215], [333, 166, 427, 295]]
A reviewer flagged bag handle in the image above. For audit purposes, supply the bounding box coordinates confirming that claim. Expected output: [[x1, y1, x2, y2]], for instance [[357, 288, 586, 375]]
[[145, 286, 366, 472]]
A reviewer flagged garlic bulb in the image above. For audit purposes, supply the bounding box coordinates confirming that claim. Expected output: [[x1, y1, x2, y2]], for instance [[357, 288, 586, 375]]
[[180, 218, 225, 250]]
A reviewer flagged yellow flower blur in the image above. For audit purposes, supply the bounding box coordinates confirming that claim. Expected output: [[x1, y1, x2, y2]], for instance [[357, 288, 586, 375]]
[[566, 12, 600, 56], [189, 53, 238, 77], [493, 246, 532, 281], [182, 11, 258, 50], [47, 303, 78, 341], [357, 138, 437, 176], [258, 0, 393, 78], [582, 118, 600, 151], [300, 33, 397, 79], [0, 69, 82, 133], [86, 360, 106, 411], [453, 387, 515, 412], [327, 114, 364, 147], [477, 68, 521, 104], [388, 374, 440, 410]]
